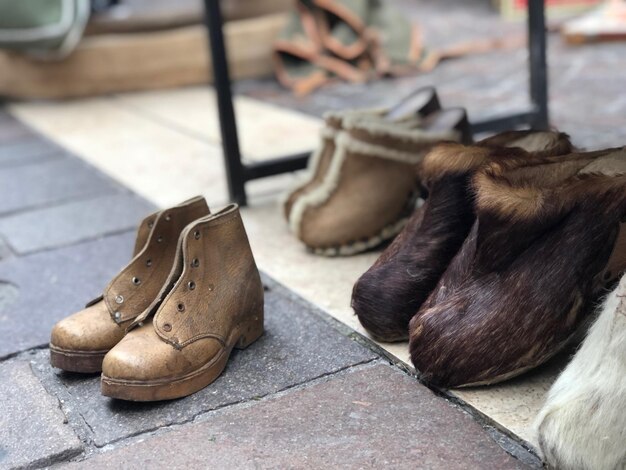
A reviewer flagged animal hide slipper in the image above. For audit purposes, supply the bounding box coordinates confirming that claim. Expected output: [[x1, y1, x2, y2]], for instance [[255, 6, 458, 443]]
[[290, 108, 469, 256], [535, 274, 626, 470], [351, 131, 573, 342], [409, 147, 626, 388], [282, 86, 440, 222]]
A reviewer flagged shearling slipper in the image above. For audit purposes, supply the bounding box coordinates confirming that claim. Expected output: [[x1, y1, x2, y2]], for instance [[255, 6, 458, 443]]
[[282, 86, 440, 222], [535, 275, 626, 470], [351, 131, 574, 342], [409, 147, 626, 388], [290, 108, 469, 256]]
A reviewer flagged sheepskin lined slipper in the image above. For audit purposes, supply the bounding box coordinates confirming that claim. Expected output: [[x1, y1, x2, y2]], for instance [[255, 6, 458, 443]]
[[283, 86, 440, 221], [291, 108, 469, 256], [351, 131, 574, 342], [101, 204, 264, 401], [49, 197, 210, 373], [535, 275, 626, 470], [409, 147, 626, 388]]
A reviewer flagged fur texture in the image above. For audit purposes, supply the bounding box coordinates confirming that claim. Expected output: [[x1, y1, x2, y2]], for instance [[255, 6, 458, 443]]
[[351, 132, 574, 342], [535, 276, 626, 470], [409, 149, 626, 388]]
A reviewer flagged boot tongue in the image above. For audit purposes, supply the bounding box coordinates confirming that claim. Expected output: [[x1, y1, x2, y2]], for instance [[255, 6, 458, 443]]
[[127, 223, 190, 331], [104, 196, 210, 325]]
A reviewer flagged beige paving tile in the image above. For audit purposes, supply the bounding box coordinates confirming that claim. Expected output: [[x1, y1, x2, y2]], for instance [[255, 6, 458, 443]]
[[111, 87, 320, 160], [9, 98, 228, 207], [10, 89, 556, 452]]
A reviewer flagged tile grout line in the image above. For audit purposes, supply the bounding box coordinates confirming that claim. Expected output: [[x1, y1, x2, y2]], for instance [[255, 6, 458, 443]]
[[261, 272, 544, 466], [49, 358, 382, 466]]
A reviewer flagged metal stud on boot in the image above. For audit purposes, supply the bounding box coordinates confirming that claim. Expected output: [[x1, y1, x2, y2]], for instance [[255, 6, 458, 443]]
[[101, 204, 264, 401], [49, 196, 210, 373]]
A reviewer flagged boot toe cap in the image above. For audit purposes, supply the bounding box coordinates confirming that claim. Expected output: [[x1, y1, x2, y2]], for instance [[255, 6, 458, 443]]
[[51, 304, 123, 352], [102, 325, 222, 383]]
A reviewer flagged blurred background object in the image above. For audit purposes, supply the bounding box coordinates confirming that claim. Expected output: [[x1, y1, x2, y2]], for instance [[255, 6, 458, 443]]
[[0, 0, 292, 99], [561, 0, 626, 43], [493, 0, 604, 19]]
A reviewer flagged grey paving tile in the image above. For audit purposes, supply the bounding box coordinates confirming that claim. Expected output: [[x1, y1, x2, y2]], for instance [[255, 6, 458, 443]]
[[0, 136, 67, 168], [0, 231, 136, 358], [0, 235, 12, 261], [0, 360, 82, 469], [31, 277, 376, 447], [0, 193, 156, 254], [0, 115, 35, 143], [64, 363, 528, 469], [0, 158, 119, 216]]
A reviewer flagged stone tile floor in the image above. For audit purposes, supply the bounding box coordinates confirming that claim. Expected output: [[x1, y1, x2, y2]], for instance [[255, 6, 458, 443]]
[[0, 113, 537, 469]]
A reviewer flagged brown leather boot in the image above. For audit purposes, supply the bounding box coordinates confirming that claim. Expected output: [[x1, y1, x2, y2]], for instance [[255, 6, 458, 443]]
[[409, 148, 626, 388], [101, 204, 264, 401], [352, 131, 573, 342], [49, 196, 210, 373], [282, 86, 441, 222]]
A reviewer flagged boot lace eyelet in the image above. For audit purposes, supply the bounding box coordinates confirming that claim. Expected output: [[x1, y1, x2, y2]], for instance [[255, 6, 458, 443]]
[[177, 303, 185, 312], [132, 277, 141, 285], [163, 323, 172, 332], [188, 281, 196, 290], [191, 258, 200, 268], [148, 221, 154, 228], [194, 230, 200, 240], [207, 283, 214, 291], [146, 259, 152, 267], [157, 236, 164, 243], [115, 295, 124, 304], [165, 214, 171, 221]]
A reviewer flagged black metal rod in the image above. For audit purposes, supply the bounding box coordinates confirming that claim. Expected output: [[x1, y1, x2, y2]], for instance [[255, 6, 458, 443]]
[[471, 111, 538, 134], [528, 0, 549, 129], [244, 153, 310, 181], [204, 0, 248, 206]]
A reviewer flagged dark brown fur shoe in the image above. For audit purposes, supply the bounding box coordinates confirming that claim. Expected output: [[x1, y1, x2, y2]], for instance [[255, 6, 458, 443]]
[[409, 147, 626, 387], [351, 131, 573, 342]]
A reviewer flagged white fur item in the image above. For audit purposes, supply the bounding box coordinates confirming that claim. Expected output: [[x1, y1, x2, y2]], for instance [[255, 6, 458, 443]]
[[535, 274, 626, 470]]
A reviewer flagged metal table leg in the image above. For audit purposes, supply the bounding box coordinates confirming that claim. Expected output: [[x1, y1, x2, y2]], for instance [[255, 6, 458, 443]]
[[204, 0, 247, 205], [528, 0, 550, 129]]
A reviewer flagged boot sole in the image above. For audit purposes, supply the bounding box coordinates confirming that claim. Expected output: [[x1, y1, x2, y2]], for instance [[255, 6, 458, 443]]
[[309, 214, 410, 257], [49, 343, 108, 373], [101, 325, 264, 401]]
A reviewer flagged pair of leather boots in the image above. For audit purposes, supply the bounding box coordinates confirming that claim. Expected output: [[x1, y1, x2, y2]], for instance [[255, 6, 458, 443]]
[[49, 197, 264, 401], [352, 132, 626, 388], [283, 87, 472, 256]]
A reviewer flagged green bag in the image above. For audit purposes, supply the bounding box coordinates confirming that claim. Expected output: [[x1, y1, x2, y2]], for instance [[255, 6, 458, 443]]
[[0, 0, 90, 59]]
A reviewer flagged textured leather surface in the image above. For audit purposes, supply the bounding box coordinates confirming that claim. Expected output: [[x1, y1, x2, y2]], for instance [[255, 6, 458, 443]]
[[103, 204, 264, 383], [50, 301, 130, 352], [300, 150, 417, 247], [103, 196, 210, 323], [50, 196, 210, 355]]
